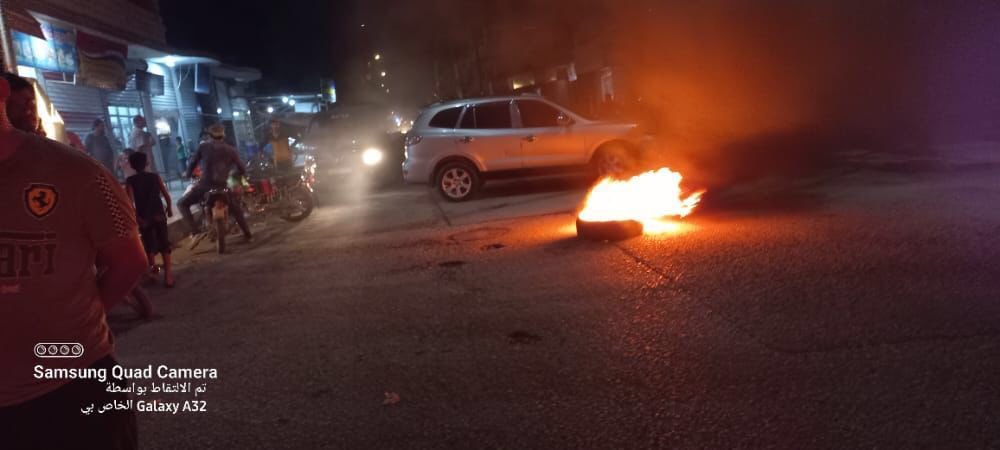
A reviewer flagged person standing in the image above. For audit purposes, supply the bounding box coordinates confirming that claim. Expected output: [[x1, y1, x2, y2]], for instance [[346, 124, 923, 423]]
[[129, 115, 157, 173], [85, 118, 116, 173], [268, 119, 293, 171], [125, 152, 175, 287], [179, 123, 253, 241], [0, 73, 147, 449]]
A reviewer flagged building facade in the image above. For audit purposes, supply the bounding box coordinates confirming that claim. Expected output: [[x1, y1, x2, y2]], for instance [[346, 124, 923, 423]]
[[0, 0, 260, 180], [428, 5, 614, 117]]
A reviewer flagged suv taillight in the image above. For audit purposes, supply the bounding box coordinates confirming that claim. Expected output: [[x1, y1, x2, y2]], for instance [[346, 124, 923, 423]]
[[404, 134, 423, 147]]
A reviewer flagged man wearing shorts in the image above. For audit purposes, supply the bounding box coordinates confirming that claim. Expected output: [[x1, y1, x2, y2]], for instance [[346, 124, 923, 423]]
[[125, 151, 175, 287]]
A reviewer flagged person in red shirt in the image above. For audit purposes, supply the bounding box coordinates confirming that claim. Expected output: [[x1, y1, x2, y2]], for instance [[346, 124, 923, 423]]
[[0, 73, 147, 448]]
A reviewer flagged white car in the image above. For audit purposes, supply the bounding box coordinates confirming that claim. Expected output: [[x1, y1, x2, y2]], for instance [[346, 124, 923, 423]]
[[402, 95, 642, 201]]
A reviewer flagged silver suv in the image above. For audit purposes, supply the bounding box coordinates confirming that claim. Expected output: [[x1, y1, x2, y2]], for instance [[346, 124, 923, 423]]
[[402, 95, 641, 201]]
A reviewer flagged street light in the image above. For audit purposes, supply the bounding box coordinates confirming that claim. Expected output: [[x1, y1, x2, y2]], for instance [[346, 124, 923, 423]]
[[289, 99, 296, 106], [267, 106, 275, 113], [281, 96, 289, 104]]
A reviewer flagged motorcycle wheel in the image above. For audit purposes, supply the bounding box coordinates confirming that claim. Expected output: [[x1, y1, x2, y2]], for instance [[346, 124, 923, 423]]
[[281, 186, 314, 222], [215, 218, 227, 254]]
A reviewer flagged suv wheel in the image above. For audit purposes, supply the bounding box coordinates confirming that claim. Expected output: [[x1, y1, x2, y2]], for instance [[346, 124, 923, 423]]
[[436, 161, 480, 202], [593, 144, 635, 179]]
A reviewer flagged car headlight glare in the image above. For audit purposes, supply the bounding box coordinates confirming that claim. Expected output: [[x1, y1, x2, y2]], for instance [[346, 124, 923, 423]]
[[362, 148, 384, 166]]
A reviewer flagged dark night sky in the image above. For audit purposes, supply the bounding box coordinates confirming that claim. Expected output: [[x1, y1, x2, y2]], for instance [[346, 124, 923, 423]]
[[158, 0, 1000, 143], [159, 0, 356, 92]]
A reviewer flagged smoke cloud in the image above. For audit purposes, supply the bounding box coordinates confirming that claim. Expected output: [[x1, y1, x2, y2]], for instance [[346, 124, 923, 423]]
[[378, 0, 1000, 183]]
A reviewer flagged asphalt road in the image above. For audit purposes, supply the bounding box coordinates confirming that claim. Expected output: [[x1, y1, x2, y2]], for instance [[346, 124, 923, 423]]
[[110, 161, 1000, 449]]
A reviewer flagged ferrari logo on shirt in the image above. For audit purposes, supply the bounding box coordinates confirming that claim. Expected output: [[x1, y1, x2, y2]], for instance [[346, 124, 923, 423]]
[[24, 183, 59, 219]]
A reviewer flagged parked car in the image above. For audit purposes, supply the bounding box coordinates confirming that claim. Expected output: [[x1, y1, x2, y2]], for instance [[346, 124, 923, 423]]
[[403, 94, 643, 201]]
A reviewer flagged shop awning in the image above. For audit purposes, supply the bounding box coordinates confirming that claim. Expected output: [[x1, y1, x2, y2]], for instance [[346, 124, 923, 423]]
[[7, 5, 44, 38]]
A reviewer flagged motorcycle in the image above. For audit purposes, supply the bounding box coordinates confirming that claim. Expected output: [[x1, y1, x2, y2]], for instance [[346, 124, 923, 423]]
[[242, 155, 316, 223], [186, 161, 316, 254], [187, 185, 237, 254]]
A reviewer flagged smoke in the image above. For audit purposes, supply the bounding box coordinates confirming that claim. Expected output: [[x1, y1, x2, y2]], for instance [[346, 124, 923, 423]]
[[376, 0, 999, 184], [580, 0, 1000, 184]]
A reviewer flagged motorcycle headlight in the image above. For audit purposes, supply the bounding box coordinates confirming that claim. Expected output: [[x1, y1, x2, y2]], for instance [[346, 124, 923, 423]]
[[362, 148, 384, 166]]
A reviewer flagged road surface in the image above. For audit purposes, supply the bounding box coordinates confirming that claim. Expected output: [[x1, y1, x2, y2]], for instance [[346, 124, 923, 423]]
[[111, 160, 1000, 449]]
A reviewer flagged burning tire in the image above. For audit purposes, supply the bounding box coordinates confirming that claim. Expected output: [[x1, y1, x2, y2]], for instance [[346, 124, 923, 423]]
[[436, 160, 480, 202], [575, 218, 644, 241]]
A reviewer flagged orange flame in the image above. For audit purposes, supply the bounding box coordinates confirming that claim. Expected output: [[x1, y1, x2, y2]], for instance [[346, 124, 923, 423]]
[[578, 168, 704, 233]]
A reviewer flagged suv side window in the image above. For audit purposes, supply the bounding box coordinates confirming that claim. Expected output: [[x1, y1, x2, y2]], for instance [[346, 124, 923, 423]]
[[516, 100, 562, 127], [428, 106, 462, 128], [459, 101, 512, 129]]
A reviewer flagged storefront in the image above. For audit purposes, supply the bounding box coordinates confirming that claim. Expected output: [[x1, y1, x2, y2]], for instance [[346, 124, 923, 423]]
[[4, 6, 259, 181]]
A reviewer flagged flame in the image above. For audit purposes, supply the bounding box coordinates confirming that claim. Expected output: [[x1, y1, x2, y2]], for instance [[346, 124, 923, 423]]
[[578, 167, 704, 233]]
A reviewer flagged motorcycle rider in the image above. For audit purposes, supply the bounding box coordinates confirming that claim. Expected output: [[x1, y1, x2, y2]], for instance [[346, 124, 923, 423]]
[[179, 123, 253, 242]]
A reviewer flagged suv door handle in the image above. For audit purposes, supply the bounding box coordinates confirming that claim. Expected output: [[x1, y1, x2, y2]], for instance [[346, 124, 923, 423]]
[[522, 135, 536, 142], [457, 136, 474, 144]]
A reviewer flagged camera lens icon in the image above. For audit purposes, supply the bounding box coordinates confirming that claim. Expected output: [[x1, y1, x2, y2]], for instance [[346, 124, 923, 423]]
[[35, 343, 84, 358]]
